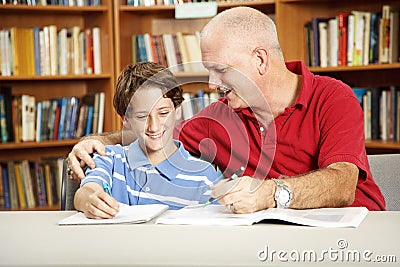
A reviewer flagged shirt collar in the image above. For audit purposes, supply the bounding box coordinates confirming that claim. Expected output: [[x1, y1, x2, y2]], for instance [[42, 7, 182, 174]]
[[156, 140, 192, 180], [126, 139, 191, 180], [285, 60, 314, 108], [126, 140, 151, 170]]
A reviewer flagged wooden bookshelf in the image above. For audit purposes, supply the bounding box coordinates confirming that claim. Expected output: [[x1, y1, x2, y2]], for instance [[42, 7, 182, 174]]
[[0, 1, 117, 145], [276, 0, 400, 151], [0, 1, 116, 210], [113, 0, 275, 97]]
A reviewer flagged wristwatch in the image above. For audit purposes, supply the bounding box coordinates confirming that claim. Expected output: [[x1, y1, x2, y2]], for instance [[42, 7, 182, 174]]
[[272, 178, 292, 208]]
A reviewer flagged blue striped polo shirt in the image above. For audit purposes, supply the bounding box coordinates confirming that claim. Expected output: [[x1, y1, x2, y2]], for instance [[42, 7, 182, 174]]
[[81, 140, 218, 209]]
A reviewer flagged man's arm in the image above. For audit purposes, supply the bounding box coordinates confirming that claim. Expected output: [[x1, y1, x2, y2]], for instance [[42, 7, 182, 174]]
[[213, 162, 359, 213], [68, 130, 123, 181]]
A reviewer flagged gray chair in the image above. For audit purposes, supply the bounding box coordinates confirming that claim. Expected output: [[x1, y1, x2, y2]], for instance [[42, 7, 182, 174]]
[[368, 154, 400, 211], [60, 158, 80, 210]]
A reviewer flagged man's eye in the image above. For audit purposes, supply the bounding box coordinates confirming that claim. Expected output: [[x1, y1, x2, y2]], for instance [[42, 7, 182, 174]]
[[160, 111, 170, 116], [216, 68, 227, 73]]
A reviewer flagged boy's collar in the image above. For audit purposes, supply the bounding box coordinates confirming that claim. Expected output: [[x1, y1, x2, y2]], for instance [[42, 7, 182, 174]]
[[126, 140, 190, 180]]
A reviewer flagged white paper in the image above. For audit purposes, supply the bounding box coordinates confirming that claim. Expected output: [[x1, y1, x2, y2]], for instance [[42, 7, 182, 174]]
[[59, 204, 168, 225], [156, 205, 369, 228]]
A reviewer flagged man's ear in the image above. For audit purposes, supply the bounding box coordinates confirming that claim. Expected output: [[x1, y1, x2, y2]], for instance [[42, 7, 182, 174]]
[[253, 47, 269, 75], [175, 106, 182, 121]]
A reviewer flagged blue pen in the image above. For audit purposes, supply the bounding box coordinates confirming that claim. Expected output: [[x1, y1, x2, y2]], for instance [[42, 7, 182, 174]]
[[204, 166, 245, 207], [102, 181, 112, 196]]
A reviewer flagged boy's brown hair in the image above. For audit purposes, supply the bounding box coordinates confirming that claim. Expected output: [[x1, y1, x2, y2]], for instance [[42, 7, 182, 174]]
[[113, 62, 184, 117]]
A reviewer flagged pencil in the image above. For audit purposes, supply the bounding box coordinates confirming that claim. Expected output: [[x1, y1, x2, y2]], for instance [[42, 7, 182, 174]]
[[203, 166, 245, 207]]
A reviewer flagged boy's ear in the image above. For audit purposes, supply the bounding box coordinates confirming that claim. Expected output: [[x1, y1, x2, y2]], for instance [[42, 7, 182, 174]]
[[175, 106, 182, 120], [122, 115, 130, 128]]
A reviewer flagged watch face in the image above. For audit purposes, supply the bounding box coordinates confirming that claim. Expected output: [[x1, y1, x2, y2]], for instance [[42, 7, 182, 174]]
[[278, 189, 290, 204]]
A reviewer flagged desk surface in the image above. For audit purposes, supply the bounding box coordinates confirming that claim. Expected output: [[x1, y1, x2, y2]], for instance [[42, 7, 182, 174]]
[[0, 211, 399, 266]]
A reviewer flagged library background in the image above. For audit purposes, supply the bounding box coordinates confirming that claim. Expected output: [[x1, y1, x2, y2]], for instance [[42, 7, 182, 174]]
[[0, 0, 399, 211]]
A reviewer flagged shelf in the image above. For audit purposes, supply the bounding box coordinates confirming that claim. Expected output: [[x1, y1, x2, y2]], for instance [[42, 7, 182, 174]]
[[0, 4, 107, 13], [365, 140, 400, 150], [119, 0, 275, 11], [0, 139, 79, 150], [309, 63, 400, 73], [0, 74, 112, 81], [0, 204, 60, 212]]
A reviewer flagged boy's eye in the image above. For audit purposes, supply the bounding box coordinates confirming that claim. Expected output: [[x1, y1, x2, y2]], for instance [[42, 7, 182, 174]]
[[136, 115, 148, 120]]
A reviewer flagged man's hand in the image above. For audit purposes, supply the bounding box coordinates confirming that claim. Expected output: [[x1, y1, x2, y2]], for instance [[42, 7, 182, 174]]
[[67, 139, 106, 181], [74, 183, 120, 219], [211, 176, 276, 214]]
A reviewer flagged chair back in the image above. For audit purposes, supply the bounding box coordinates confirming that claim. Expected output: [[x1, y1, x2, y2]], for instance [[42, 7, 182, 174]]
[[60, 158, 79, 210], [368, 154, 400, 211]]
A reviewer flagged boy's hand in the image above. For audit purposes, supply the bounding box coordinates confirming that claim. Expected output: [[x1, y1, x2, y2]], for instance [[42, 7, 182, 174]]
[[75, 183, 120, 219]]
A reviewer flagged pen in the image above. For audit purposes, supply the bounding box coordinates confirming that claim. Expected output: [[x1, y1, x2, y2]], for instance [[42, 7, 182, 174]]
[[102, 181, 112, 196], [204, 166, 245, 207]]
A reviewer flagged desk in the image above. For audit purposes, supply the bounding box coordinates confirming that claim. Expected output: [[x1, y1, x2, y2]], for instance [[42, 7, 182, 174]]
[[0, 211, 399, 266]]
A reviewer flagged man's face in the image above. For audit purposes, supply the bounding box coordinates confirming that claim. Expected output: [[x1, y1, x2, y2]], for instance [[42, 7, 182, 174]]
[[201, 32, 259, 110], [126, 87, 178, 155]]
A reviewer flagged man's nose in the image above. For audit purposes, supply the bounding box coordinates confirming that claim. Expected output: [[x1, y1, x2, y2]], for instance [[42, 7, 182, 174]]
[[208, 72, 221, 91]]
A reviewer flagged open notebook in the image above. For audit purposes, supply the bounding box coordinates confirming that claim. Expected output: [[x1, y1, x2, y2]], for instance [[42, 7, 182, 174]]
[[59, 204, 168, 225], [155, 205, 369, 228]]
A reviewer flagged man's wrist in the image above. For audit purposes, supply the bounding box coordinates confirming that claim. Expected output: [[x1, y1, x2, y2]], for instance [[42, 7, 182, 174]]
[[272, 178, 292, 208]]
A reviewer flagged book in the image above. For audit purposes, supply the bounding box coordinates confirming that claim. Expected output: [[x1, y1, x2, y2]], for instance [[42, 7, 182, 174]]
[[0, 94, 8, 143], [379, 5, 391, 64], [92, 27, 101, 74], [6, 161, 19, 209], [311, 17, 329, 67], [1, 164, 11, 209], [328, 18, 338, 67], [347, 14, 355, 66], [21, 94, 35, 142], [351, 11, 368, 66], [337, 12, 349, 66], [0, 164, 4, 208], [369, 12, 380, 64], [389, 11, 399, 63], [0, 86, 14, 142], [156, 205, 369, 228], [59, 204, 168, 225], [97, 92, 105, 133], [318, 20, 328, 67]]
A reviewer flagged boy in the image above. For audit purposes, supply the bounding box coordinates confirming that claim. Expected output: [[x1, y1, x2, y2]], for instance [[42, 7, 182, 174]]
[[74, 62, 218, 219]]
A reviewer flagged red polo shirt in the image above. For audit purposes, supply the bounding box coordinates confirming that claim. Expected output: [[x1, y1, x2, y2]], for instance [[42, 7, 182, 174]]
[[174, 61, 385, 211]]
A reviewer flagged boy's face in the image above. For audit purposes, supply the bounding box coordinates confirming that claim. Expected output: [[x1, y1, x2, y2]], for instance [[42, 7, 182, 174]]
[[126, 87, 180, 155]]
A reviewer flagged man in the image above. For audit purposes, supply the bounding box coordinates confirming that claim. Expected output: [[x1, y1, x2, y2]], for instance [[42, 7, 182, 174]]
[[68, 7, 385, 213]]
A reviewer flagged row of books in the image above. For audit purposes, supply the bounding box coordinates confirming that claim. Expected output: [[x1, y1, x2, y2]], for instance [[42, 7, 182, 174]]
[[305, 5, 399, 68], [181, 90, 222, 120], [0, 158, 63, 210], [353, 86, 400, 142], [0, 25, 101, 76], [132, 32, 206, 73], [0, 86, 105, 143], [1, 0, 101, 6], [127, 0, 240, 7]]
